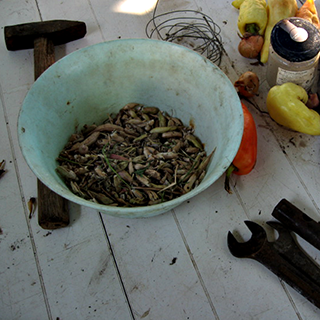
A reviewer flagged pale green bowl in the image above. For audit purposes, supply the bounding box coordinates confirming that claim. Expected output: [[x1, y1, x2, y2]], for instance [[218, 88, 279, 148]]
[[18, 39, 243, 218]]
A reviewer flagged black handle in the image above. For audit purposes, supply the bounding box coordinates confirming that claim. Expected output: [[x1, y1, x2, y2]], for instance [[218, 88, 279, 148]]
[[272, 199, 320, 251]]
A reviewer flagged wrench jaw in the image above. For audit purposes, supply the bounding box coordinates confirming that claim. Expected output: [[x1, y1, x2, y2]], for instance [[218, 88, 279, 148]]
[[228, 219, 320, 309], [266, 221, 296, 251], [227, 221, 268, 258]]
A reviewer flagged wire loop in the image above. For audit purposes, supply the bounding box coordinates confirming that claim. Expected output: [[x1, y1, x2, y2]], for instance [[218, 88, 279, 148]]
[[146, 1, 224, 65]]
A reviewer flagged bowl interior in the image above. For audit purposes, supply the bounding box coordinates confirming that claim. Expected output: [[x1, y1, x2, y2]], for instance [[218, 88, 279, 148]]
[[18, 39, 243, 218]]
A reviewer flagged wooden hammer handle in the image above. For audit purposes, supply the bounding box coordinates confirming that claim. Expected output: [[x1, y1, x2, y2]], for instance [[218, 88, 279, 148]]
[[35, 37, 69, 229], [34, 37, 55, 79]]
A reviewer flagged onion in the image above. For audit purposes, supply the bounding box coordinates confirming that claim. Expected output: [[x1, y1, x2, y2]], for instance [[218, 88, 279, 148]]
[[238, 33, 264, 59], [234, 71, 259, 98]]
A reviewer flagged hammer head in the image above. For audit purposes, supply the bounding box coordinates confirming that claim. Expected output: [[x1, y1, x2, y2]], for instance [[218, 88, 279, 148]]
[[5, 20, 86, 51]]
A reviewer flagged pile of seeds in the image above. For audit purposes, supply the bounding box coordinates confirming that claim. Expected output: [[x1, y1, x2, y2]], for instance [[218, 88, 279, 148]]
[[56, 103, 214, 207]]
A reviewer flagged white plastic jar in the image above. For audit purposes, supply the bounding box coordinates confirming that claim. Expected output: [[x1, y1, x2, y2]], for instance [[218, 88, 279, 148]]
[[266, 18, 320, 92]]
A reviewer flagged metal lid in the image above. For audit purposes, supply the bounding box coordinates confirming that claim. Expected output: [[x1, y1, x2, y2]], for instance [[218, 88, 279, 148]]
[[271, 17, 320, 62]]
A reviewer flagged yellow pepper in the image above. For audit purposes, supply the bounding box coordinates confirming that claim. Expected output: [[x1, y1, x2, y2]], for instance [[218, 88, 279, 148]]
[[232, 0, 268, 35], [232, 0, 245, 8], [267, 82, 320, 135], [260, 0, 298, 63]]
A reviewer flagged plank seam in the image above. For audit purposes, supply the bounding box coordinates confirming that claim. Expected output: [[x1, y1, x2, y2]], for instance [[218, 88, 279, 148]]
[[98, 212, 136, 320], [172, 210, 220, 320]]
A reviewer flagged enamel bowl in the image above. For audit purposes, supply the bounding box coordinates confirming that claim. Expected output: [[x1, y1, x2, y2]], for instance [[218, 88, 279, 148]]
[[18, 39, 243, 218]]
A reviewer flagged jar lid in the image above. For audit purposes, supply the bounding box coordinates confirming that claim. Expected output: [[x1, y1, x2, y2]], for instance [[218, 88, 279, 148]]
[[271, 17, 320, 62]]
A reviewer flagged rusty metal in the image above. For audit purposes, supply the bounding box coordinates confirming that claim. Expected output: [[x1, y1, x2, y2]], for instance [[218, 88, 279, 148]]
[[272, 198, 320, 251], [228, 220, 320, 309], [4, 20, 86, 51]]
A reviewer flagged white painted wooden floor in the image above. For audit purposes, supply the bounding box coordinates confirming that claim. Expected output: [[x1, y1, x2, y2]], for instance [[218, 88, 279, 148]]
[[1, 0, 320, 319]]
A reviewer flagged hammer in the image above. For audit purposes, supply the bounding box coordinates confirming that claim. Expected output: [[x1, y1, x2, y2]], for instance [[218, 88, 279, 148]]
[[5, 20, 86, 229]]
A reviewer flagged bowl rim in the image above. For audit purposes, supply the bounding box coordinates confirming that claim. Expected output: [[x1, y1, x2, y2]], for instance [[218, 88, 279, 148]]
[[18, 39, 243, 218]]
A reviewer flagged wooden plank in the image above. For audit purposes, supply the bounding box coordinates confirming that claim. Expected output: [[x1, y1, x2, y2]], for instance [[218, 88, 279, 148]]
[[0, 2, 50, 319], [88, 0, 320, 318], [192, 1, 320, 318], [2, 0, 320, 319], [173, 182, 304, 319], [100, 212, 220, 319], [90, 1, 232, 318], [0, 92, 49, 319], [0, 1, 135, 319]]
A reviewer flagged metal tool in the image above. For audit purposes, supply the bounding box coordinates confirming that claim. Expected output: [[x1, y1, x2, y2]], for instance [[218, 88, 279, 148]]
[[4, 20, 86, 229], [228, 220, 320, 309], [272, 198, 320, 251]]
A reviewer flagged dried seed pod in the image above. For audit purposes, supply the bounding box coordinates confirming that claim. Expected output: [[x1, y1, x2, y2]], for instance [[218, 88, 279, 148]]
[[142, 106, 159, 114], [185, 147, 199, 154], [134, 163, 147, 170], [185, 134, 203, 150], [154, 152, 178, 160], [124, 127, 140, 136], [197, 149, 215, 173], [170, 117, 184, 126], [110, 154, 130, 161], [69, 131, 101, 151], [126, 118, 144, 126], [83, 131, 101, 145], [136, 174, 150, 186], [141, 113, 150, 121], [119, 130, 138, 139], [132, 189, 145, 200], [183, 173, 198, 193], [116, 162, 128, 172], [69, 133, 83, 142], [158, 111, 167, 127], [132, 155, 145, 163], [56, 166, 78, 180], [143, 147, 155, 159], [82, 124, 97, 135], [160, 172, 168, 184], [145, 190, 159, 201], [133, 134, 148, 142], [118, 170, 133, 184], [162, 131, 183, 139], [88, 190, 113, 205], [94, 166, 107, 178], [150, 183, 168, 189], [150, 126, 178, 133], [113, 175, 122, 193], [70, 181, 85, 197], [123, 103, 140, 110], [172, 140, 183, 153], [110, 132, 125, 142], [57, 103, 213, 207], [75, 167, 89, 175], [92, 123, 124, 133], [130, 197, 148, 205], [127, 109, 138, 118], [145, 119, 155, 131], [78, 144, 89, 155], [128, 161, 134, 175], [145, 169, 161, 180], [96, 139, 110, 147]]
